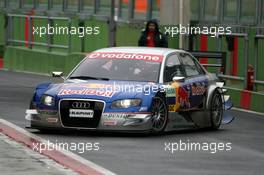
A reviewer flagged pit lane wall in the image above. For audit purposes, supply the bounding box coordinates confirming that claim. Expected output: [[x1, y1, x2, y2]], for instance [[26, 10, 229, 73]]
[[225, 87, 264, 113], [3, 46, 84, 75]]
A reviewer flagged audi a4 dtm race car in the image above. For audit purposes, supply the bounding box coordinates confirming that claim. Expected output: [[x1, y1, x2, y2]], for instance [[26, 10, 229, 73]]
[[25, 47, 234, 133]]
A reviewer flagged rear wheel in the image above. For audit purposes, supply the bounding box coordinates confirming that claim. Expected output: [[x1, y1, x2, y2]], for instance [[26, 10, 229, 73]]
[[210, 90, 223, 130], [151, 96, 168, 133]]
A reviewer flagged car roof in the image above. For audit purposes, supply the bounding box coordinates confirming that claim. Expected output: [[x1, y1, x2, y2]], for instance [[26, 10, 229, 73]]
[[91, 47, 185, 56]]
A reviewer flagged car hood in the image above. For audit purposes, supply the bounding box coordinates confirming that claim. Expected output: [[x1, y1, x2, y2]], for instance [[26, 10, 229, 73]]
[[44, 79, 160, 103]]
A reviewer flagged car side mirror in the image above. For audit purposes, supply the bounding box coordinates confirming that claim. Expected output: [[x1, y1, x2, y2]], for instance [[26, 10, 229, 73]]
[[172, 76, 185, 82], [52, 71, 64, 79]]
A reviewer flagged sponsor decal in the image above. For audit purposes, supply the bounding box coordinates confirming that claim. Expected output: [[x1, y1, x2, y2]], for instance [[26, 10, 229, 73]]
[[102, 113, 129, 119], [103, 120, 117, 126], [46, 118, 58, 123], [170, 82, 181, 111], [191, 84, 206, 96], [64, 83, 114, 89], [87, 52, 164, 62], [178, 87, 191, 108], [169, 105, 177, 112], [165, 86, 176, 97], [165, 82, 191, 110], [69, 109, 94, 118], [58, 89, 115, 97]]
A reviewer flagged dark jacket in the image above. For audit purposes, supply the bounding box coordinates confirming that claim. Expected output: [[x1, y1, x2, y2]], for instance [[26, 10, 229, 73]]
[[138, 19, 168, 48]]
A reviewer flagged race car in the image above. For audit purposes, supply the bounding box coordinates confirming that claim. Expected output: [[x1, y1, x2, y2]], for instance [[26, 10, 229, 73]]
[[25, 47, 234, 133]]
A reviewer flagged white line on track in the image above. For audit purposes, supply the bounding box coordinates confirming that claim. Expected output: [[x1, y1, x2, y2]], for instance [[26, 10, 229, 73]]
[[232, 107, 264, 117]]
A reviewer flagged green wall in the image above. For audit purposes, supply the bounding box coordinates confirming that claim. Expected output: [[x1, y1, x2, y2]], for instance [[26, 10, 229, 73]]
[[227, 87, 264, 113], [84, 19, 109, 51], [4, 46, 84, 75], [5, 17, 109, 53], [116, 23, 141, 46]]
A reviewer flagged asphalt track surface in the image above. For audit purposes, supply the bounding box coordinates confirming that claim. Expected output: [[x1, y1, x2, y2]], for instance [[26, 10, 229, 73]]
[[0, 70, 264, 175]]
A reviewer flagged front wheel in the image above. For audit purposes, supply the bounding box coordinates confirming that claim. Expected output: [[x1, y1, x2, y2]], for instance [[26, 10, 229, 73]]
[[210, 90, 223, 130], [151, 96, 168, 133]]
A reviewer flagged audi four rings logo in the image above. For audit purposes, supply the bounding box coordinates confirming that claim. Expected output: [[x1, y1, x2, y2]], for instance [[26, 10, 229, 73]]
[[72, 102, 90, 109]]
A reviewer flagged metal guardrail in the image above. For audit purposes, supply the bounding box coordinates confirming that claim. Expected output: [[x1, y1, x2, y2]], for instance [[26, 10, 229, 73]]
[[217, 31, 249, 88], [1, 0, 262, 25], [218, 74, 264, 87], [7, 39, 68, 49], [188, 50, 263, 86], [189, 51, 226, 74], [6, 14, 71, 53], [187, 49, 264, 88], [254, 80, 264, 85], [253, 28, 264, 87], [1, 0, 154, 21], [8, 14, 69, 20], [218, 74, 244, 81]]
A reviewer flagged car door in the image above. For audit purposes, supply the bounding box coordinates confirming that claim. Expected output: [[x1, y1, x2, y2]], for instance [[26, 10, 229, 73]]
[[163, 53, 189, 112], [178, 52, 208, 110]]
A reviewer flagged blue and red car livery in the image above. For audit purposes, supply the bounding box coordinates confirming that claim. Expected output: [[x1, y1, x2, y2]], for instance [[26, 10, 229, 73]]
[[25, 47, 234, 133]]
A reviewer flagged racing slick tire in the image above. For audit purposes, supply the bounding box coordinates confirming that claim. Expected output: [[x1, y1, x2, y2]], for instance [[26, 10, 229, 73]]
[[150, 95, 169, 134], [209, 90, 223, 130]]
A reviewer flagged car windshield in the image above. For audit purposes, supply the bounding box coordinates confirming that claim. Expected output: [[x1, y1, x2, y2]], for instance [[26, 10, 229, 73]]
[[69, 57, 161, 82]]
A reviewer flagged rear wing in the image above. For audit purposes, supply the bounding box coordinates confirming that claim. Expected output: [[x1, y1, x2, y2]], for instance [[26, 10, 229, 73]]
[[187, 51, 227, 74]]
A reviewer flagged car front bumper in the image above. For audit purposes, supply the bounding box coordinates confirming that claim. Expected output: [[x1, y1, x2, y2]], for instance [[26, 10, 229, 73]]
[[25, 109, 153, 132]]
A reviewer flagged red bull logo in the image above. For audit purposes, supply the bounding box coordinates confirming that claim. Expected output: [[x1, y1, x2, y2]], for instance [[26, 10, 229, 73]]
[[58, 89, 115, 97], [177, 87, 190, 108]]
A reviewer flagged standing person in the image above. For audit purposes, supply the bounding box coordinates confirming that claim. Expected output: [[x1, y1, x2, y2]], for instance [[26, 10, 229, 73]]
[[138, 19, 168, 48]]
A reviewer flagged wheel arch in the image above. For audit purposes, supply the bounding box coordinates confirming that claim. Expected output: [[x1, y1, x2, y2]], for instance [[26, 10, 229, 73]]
[[206, 83, 224, 109]]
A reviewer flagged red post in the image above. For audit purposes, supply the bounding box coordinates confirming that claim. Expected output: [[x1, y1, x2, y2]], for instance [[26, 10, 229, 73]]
[[0, 58, 3, 69], [24, 10, 34, 48], [231, 37, 238, 76], [246, 64, 254, 91], [199, 34, 208, 64]]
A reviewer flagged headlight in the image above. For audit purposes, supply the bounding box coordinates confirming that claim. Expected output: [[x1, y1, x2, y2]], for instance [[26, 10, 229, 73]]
[[41, 95, 55, 106], [111, 99, 141, 108]]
